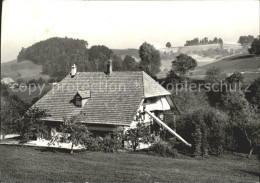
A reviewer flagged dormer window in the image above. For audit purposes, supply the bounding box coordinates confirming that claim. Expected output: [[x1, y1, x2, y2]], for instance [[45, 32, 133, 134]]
[[75, 95, 82, 107], [73, 90, 91, 107]]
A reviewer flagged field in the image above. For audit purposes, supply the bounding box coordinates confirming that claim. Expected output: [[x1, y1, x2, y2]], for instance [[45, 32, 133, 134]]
[[189, 56, 260, 82], [1, 60, 49, 81], [198, 57, 260, 74], [0, 145, 259, 183]]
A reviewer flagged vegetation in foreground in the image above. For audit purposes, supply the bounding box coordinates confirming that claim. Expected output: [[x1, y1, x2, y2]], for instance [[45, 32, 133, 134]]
[[0, 145, 258, 183]]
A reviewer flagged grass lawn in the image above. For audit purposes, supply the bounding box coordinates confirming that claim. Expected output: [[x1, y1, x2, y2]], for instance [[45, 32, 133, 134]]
[[0, 145, 259, 183]]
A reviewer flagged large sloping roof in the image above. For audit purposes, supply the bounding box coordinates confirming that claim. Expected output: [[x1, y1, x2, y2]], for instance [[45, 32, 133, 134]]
[[33, 71, 171, 126]]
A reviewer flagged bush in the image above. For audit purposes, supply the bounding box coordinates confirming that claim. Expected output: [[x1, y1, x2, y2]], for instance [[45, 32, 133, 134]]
[[100, 138, 122, 153], [84, 131, 123, 153], [84, 138, 102, 151], [176, 109, 228, 156], [147, 141, 179, 158]]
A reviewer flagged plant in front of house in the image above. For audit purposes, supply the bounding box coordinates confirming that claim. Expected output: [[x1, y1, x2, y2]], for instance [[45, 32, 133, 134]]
[[62, 115, 91, 154], [125, 122, 151, 151], [17, 107, 49, 146], [147, 140, 180, 158], [125, 112, 152, 151]]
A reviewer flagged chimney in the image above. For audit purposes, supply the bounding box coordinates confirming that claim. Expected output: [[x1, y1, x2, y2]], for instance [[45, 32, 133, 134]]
[[105, 59, 113, 75], [70, 64, 77, 77]]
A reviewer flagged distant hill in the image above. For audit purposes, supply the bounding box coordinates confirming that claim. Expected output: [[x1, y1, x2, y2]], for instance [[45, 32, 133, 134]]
[[189, 55, 260, 82], [197, 55, 260, 74], [1, 60, 49, 81], [112, 49, 140, 61]]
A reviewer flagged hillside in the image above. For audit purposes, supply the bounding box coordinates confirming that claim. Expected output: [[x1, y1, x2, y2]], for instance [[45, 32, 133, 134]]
[[112, 49, 140, 61], [157, 54, 218, 79], [190, 55, 260, 82], [1, 60, 49, 81], [197, 56, 260, 74]]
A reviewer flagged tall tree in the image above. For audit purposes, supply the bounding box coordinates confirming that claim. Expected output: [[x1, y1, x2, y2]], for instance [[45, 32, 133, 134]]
[[171, 54, 197, 78], [213, 37, 218, 44], [139, 42, 161, 76], [238, 35, 255, 48], [248, 38, 260, 56], [122, 55, 139, 71], [89, 45, 113, 71], [220, 91, 260, 158], [205, 67, 227, 107], [218, 38, 223, 50]]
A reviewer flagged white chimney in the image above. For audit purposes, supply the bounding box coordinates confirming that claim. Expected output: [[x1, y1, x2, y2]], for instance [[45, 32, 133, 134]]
[[106, 59, 113, 75], [71, 64, 77, 77]]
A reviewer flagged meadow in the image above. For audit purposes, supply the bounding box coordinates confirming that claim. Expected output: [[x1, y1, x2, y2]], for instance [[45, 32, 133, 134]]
[[0, 145, 258, 183]]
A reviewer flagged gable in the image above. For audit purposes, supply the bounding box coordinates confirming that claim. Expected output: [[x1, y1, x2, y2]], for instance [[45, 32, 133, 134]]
[[75, 91, 91, 99], [142, 72, 171, 98]]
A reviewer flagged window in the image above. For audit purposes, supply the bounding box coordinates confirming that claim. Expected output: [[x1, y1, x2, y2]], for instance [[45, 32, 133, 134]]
[[75, 96, 82, 107]]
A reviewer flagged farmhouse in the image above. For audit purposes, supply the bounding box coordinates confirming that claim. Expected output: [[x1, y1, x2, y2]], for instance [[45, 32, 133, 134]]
[[32, 60, 189, 145]]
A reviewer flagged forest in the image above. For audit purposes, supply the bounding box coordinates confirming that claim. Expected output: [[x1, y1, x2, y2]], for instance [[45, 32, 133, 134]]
[[17, 37, 141, 81]]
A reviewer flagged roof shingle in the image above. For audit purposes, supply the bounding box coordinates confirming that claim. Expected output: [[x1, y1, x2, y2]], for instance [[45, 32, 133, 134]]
[[33, 71, 171, 125]]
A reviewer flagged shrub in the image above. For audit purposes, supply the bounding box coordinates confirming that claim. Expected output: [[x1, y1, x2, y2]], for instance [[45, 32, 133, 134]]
[[148, 141, 179, 158], [100, 138, 122, 153], [125, 122, 151, 151], [84, 138, 102, 151], [176, 109, 228, 156]]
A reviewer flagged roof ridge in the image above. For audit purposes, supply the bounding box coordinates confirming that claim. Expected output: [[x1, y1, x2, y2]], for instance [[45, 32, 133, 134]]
[[76, 71, 143, 73]]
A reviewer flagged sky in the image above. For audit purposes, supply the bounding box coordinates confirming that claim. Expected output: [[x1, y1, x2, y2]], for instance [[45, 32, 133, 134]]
[[1, 0, 259, 63]]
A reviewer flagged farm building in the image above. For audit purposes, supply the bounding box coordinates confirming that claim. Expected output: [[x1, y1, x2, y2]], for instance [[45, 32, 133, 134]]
[[1, 77, 15, 85], [32, 60, 190, 145]]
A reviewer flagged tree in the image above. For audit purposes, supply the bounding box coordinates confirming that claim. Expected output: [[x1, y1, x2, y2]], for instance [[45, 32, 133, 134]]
[[205, 66, 227, 84], [1, 90, 28, 139], [220, 91, 260, 158], [165, 69, 181, 86], [246, 76, 260, 109], [110, 53, 123, 71], [125, 122, 151, 151], [205, 67, 227, 107], [226, 72, 244, 88], [89, 45, 113, 71], [122, 55, 139, 71], [248, 38, 260, 56], [1, 96, 19, 139], [171, 54, 197, 78], [218, 38, 223, 50], [17, 107, 49, 145], [166, 42, 171, 48], [232, 106, 260, 158], [62, 115, 91, 154], [139, 42, 161, 76], [238, 35, 255, 48], [125, 112, 151, 151], [177, 109, 228, 156], [213, 37, 218, 44]]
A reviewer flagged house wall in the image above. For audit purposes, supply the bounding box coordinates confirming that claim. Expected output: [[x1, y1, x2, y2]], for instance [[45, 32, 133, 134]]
[[144, 96, 171, 111], [130, 96, 172, 128]]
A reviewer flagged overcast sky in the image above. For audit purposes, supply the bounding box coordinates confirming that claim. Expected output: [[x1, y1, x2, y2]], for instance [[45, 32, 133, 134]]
[[1, 0, 259, 63]]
